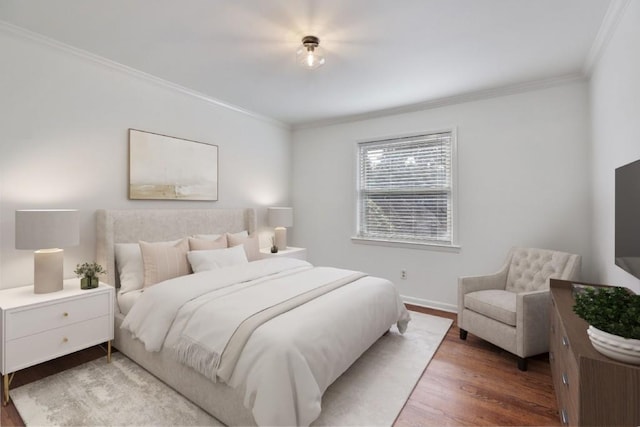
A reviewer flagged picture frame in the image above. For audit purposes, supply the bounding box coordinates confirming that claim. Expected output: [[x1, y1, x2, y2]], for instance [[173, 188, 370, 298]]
[[128, 129, 218, 201]]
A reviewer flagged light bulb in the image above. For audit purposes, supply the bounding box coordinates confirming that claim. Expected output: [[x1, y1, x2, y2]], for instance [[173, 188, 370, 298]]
[[297, 35, 325, 69]]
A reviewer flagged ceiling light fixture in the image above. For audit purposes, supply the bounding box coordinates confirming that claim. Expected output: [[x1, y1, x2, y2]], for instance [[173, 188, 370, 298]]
[[297, 35, 325, 69]]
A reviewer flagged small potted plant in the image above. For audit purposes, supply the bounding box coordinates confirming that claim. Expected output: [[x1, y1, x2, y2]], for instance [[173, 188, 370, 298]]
[[74, 262, 106, 290], [573, 286, 640, 364]]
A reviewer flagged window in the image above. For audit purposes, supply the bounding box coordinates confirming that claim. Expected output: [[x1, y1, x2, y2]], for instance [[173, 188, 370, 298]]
[[355, 131, 456, 247]]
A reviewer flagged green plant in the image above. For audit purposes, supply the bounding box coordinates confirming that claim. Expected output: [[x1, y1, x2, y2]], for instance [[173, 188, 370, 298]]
[[573, 286, 640, 340], [74, 262, 106, 279]]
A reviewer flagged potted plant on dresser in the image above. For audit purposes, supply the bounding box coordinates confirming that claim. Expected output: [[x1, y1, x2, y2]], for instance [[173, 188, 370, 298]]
[[74, 262, 106, 290], [573, 286, 640, 365]]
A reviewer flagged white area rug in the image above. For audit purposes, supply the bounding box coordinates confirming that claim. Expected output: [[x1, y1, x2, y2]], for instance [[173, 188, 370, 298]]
[[12, 312, 451, 426]]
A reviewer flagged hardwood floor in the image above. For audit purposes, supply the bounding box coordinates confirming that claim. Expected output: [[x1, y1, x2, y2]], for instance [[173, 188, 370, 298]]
[[395, 305, 560, 427], [1, 307, 560, 427]]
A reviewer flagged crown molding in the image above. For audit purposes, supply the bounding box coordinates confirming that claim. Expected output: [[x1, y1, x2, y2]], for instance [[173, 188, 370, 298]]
[[583, 0, 631, 76], [293, 73, 586, 130], [1, 13, 604, 133], [0, 20, 289, 130]]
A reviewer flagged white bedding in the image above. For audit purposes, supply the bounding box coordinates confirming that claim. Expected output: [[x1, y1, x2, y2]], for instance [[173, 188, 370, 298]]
[[121, 258, 410, 426], [116, 289, 142, 315]]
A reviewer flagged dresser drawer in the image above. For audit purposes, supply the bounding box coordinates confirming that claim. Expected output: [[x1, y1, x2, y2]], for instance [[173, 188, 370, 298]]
[[550, 280, 640, 426], [550, 297, 581, 426], [557, 351, 580, 425], [4, 314, 111, 372], [5, 291, 110, 340]]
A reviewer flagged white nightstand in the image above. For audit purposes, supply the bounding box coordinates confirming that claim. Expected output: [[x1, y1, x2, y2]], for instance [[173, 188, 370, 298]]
[[0, 279, 114, 405], [260, 246, 307, 261]]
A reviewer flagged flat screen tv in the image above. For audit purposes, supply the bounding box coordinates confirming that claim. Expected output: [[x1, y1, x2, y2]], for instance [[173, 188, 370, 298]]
[[615, 158, 640, 280]]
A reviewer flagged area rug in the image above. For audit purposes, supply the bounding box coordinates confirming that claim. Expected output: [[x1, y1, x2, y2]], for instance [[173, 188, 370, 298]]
[[11, 312, 452, 426]]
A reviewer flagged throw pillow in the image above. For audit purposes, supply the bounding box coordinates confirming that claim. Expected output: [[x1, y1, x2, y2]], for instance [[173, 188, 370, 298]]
[[227, 233, 261, 261], [187, 245, 249, 273], [139, 238, 190, 287], [189, 234, 228, 251]]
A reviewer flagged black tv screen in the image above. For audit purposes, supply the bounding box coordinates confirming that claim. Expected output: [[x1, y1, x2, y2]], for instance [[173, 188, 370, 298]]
[[615, 158, 640, 279]]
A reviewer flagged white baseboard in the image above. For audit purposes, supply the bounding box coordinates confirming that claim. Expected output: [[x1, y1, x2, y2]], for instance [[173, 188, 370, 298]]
[[401, 295, 457, 314]]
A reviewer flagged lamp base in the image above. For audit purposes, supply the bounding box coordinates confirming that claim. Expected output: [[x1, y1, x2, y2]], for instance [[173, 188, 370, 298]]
[[274, 227, 288, 250], [34, 249, 64, 294]]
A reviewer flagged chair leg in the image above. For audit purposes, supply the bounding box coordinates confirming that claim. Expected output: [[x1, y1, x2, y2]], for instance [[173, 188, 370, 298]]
[[517, 357, 528, 371], [459, 329, 468, 340]]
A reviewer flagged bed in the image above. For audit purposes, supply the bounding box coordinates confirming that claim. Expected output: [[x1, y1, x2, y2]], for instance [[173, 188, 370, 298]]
[[96, 208, 410, 426]]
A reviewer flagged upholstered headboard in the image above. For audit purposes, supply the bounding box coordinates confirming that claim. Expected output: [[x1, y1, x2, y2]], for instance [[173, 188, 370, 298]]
[[96, 208, 257, 288]]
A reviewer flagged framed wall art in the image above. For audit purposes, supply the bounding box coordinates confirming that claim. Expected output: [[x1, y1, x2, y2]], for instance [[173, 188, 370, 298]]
[[128, 129, 218, 201]]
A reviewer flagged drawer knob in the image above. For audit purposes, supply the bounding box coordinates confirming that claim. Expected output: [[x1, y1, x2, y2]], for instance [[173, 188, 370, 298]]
[[561, 336, 569, 347], [560, 408, 568, 425], [562, 372, 569, 386], [62, 337, 69, 343], [63, 312, 69, 317]]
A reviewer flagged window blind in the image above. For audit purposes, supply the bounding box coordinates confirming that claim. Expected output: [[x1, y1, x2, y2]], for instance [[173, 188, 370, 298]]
[[357, 131, 453, 245]]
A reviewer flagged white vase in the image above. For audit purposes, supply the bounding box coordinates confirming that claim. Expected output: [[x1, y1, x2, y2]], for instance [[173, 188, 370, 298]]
[[587, 326, 640, 365]]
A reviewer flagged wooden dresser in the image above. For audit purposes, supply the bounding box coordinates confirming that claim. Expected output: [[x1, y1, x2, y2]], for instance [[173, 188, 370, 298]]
[[549, 279, 640, 426]]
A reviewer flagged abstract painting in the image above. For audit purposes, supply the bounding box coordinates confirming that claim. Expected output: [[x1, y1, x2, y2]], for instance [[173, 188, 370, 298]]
[[129, 129, 218, 201]]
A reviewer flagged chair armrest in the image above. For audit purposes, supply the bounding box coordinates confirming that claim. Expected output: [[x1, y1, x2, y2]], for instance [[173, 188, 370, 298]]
[[516, 289, 550, 356], [458, 269, 508, 295], [517, 289, 550, 312]]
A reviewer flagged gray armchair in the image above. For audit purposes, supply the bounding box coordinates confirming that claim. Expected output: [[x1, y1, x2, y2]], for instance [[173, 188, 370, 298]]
[[458, 247, 581, 370]]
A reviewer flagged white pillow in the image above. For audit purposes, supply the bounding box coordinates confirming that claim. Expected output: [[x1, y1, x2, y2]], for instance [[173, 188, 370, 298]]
[[115, 243, 144, 294], [194, 230, 248, 240], [187, 245, 248, 273]]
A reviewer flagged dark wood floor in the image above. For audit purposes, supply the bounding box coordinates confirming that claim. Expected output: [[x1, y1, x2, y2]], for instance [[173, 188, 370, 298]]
[[1, 307, 560, 427]]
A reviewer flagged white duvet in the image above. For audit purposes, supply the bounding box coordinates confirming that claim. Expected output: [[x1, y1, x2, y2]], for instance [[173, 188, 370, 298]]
[[121, 258, 410, 426]]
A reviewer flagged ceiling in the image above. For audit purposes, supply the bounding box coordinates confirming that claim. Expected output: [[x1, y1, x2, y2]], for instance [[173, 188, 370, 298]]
[[0, 0, 612, 126]]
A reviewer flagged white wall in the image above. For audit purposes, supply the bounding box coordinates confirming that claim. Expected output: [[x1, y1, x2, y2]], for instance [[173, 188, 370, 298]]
[[5, 15, 625, 306], [589, 2, 640, 293], [0, 27, 292, 289], [292, 82, 592, 310]]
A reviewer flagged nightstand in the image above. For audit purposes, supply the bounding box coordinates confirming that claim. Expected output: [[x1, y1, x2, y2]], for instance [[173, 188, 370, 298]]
[[260, 246, 307, 261], [0, 279, 114, 405]]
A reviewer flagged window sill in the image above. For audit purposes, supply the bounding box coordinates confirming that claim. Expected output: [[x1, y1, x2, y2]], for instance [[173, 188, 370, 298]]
[[350, 237, 461, 252]]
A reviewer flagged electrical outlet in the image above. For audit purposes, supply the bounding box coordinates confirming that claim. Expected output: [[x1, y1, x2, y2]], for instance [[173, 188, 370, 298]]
[[401, 269, 407, 280]]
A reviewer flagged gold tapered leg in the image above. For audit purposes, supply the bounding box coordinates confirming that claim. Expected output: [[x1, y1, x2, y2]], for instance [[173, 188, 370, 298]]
[[107, 341, 112, 363], [3, 374, 10, 406]]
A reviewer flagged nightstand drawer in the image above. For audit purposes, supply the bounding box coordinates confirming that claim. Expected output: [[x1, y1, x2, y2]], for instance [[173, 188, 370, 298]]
[[4, 315, 111, 372], [5, 292, 110, 340]]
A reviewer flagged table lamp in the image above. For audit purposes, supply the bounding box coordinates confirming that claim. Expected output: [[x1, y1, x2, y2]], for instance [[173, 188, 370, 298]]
[[15, 209, 80, 294], [268, 207, 293, 250]]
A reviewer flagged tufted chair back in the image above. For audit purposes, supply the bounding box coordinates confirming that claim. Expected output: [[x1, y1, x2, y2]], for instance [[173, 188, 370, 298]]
[[505, 247, 580, 293]]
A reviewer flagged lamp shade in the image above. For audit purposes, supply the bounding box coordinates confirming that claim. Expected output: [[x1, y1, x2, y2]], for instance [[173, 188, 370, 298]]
[[16, 209, 80, 249], [268, 207, 293, 228]]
